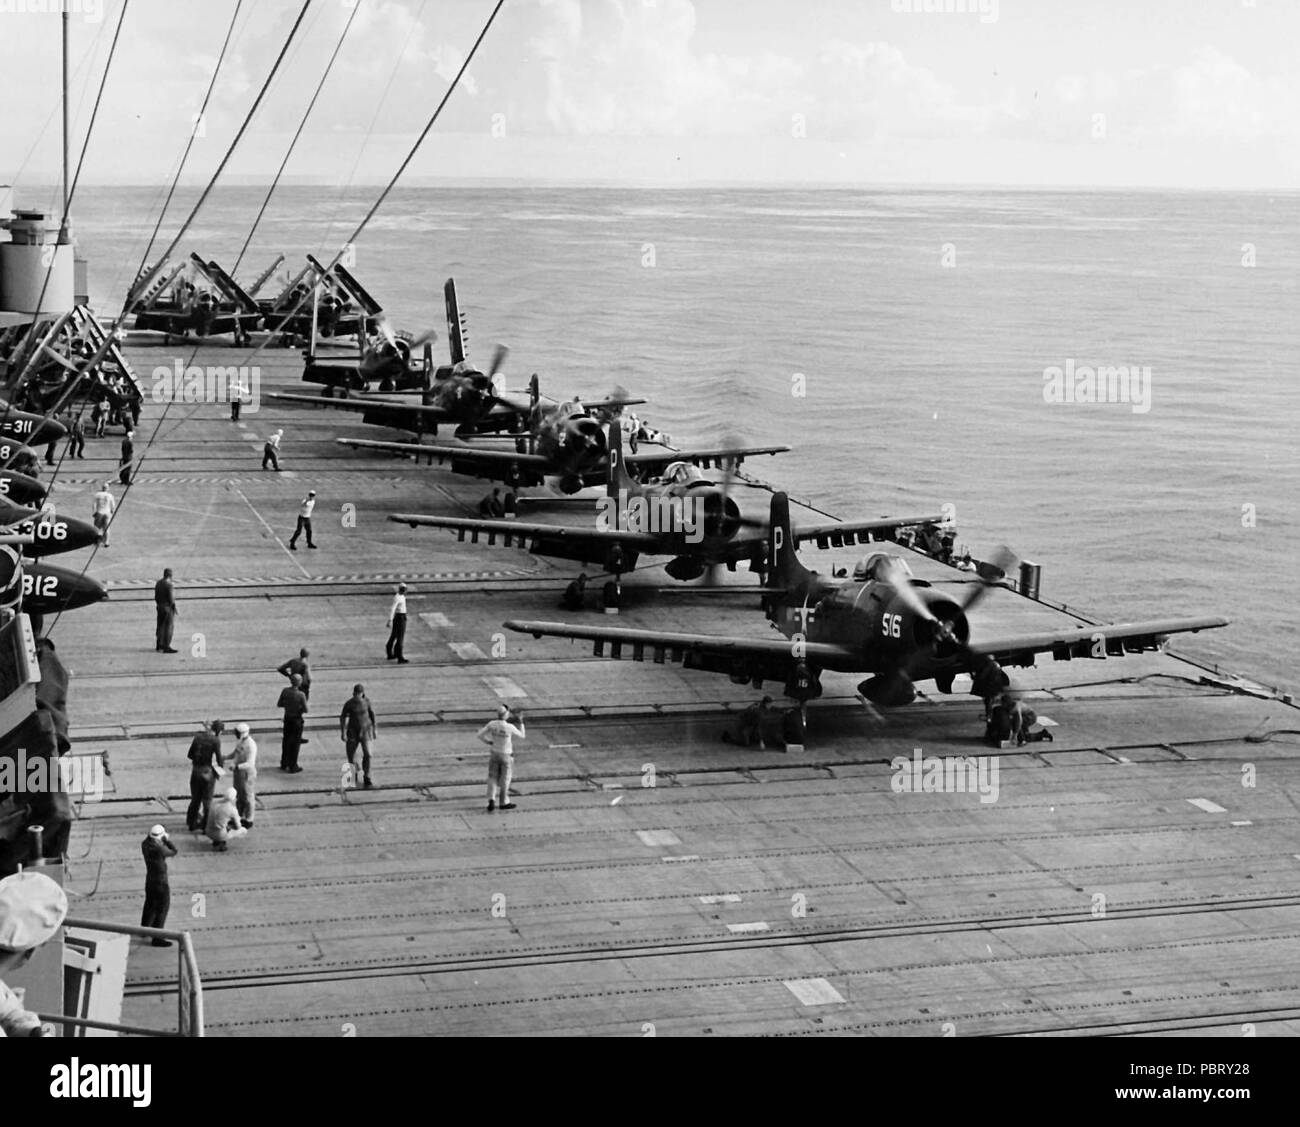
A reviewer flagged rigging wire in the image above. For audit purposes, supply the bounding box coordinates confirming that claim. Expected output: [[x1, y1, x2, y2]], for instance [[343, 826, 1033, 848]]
[[130, 0, 247, 303], [315, 0, 432, 261], [43, 0, 317, 639], [3, 0, 131, 438], [9, 18, 107, 207], [233, 0, 507, 378], [231, 0, 364, 277]]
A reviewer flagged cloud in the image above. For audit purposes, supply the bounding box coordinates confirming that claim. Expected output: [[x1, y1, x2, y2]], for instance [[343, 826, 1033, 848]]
[[1045, 47, 1298, 144], [512, 0, 1002, 140]]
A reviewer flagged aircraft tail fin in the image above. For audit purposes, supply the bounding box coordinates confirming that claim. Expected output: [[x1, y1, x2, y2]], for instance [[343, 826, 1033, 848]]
[[605, 420, 638, 504], [444, 278, 467, 365], [766, 492, 811, 589]]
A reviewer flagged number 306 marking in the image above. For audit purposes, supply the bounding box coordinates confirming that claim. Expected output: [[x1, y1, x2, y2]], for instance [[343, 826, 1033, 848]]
[[881, 612, 902, 638]]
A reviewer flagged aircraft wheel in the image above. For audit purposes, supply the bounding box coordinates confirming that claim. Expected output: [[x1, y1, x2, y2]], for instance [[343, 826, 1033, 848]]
[[602, 580, 621, 612]]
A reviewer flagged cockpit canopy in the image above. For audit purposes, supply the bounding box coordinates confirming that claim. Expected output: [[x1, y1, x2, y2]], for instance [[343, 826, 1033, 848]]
[[662, 461, 705, 486], [854, 552, 911, 583]]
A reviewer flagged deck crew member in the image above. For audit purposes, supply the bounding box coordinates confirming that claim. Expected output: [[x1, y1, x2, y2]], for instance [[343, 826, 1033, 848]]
[[0, 871, 68, 1037], [154, 566, 178, 653], [119, 428, 134, 486], [277, 647, 313, 700], [206, 787, 246, 852], [277, 673, 308, 772], [289, 490, 317, 549], [339, 683, 377, 790], [92, 481, 116, 548], [477, 704, 525, 813], [140, 825, 178, 945], [68, 413, 86, 459], [262, 428, 283, 470], [1008, 696, 1054, 745], [229, 723, 258, 826], [386, 584, 409, 663], [186, 720, 224, 832]]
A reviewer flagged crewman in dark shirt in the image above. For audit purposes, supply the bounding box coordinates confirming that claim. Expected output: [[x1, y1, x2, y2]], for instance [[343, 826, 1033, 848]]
[[140, 826, 178, 946], [119, 429, 134, 486], [339, 683, 377, 790], [154, 567, 178, 653], [185, 720, 224, 831], [277, 647, 312, 701], [277, 674, 309, 772]]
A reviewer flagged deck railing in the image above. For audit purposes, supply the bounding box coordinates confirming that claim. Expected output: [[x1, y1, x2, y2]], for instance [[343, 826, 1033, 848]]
[[36, 917, 204, 1037]]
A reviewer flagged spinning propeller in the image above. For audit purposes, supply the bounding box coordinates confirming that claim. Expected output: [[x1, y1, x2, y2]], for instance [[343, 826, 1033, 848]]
[[859, 545, 1019, 706]]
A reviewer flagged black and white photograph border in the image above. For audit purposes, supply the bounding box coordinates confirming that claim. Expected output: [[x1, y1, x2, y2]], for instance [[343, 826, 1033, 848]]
[[0, 0, 1295, 1077]]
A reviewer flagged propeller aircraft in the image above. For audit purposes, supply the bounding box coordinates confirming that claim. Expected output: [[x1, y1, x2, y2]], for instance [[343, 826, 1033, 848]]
[[505, 491, 1229, 740], [131, 253, 262, 345], [391, 421, 942, 584], [339, 374, 782, 495]]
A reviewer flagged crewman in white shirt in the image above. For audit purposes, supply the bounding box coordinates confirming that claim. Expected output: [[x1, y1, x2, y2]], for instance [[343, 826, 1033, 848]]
[[289, 489, 317, 550], [386, 582, 409, 663], [91, 481, 116, 548], [477, 705, 525, 813]]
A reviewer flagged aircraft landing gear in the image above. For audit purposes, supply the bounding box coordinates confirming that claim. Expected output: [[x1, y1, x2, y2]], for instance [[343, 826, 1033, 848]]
[[783, 705, 807, 749], [601, 578, 622, 614]]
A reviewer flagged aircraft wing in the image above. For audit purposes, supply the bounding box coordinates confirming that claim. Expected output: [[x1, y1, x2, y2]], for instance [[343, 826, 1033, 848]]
[[791, 514, 949, 550], [389, 514, 663, 551], [271, 393, 451, 419], [625, 444, 791, 472], [505, 620, 855, 669], [968, 616, 1229, 668], [701, 512, 950, 567], [335, 437, 552, 470], [585, 396, 648, 411]]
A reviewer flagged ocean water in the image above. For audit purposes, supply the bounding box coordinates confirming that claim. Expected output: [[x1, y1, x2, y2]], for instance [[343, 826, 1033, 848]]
[[62, 184, 1300, 692]]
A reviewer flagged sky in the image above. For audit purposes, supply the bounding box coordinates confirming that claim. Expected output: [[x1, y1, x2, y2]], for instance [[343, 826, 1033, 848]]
[[1, 0, 1298, 189]]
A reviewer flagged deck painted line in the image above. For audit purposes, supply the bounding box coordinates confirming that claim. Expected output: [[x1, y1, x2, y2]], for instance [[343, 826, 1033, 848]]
[[232, 485, 311, 578], [662, 855, 700, 863], [726, 921, 770, 934], [482, 675, 526, 700], [636, 829, 681, 847], [448, 642, 487, 660], [699, 894, 742, 905], [1187, 798, 1227, 814], [1231, 820, 1253, 827], [610, 795, 623, 806], [1116, 756, 1133, 764], [1037, 716, 1059, 727], [420, 612, 452, 628], [548, 743, 581, 750], [783, 978, 846, 1006]]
